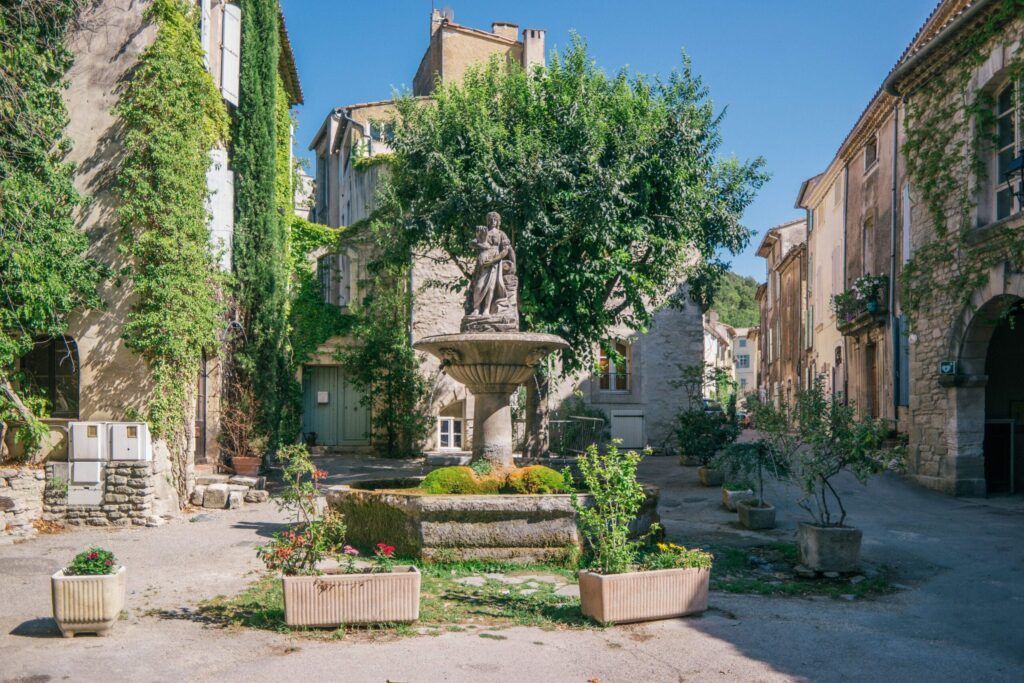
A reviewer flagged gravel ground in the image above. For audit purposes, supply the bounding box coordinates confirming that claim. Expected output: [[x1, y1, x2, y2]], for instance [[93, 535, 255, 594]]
[[2, 445, 1023, 682]]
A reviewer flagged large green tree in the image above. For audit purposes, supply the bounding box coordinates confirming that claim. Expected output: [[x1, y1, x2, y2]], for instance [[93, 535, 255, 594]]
[[711, 271, 760, 328], [0, 0, 103, 460], [375, 41, 767, 453]]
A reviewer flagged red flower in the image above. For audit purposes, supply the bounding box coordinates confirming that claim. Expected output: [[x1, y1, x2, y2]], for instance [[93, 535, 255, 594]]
[[312, 469, 328, 482], [375, 543, 395, 557], [104, 559, 113, 566], [88, 552, 98, 560]]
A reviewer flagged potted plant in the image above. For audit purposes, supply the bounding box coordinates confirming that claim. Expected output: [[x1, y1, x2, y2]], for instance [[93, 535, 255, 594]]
[[672, 364, 740, 482], [51, 547, 126, 638], [720, 479, 755, 512], [569, 443, 712, 624], [257, 445, 420, 627], [788, 379, 903, 572]]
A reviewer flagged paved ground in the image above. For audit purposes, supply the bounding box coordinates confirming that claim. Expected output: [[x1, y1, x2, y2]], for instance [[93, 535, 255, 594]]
[[2, 441, 1023, 682]]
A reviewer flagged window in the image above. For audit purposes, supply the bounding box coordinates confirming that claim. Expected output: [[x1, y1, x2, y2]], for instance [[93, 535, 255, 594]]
[[20, 337, 79, 418], [598, 341, 631, 392], [738, 339, 747, 348], [995, 80, 1022, 220], [736, 354, 750, 369], [862, 216, 874, 276], [314, 153, 327, 222], [740, 378, 747, 389], [316, 253, 351, 306], [864, 134, 878, 171], [438, 417, 463, 450]]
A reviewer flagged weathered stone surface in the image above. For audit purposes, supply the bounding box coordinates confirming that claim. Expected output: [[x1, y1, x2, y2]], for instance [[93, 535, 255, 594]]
[[0, 496, 19, 512], [228, 476, 258, 488], [196, 474, 230, 486], [227, 491, 244, 509], [203, 484, 229, 509], [244, 490, 269, 503], [190, 485, 207, 506]]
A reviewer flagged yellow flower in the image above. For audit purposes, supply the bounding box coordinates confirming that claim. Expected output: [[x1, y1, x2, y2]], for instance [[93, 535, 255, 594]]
[[657, 543, 668, 551]]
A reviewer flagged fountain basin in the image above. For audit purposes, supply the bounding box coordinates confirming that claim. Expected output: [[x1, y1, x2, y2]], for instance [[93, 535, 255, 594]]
[[327, 478, 661, 564]]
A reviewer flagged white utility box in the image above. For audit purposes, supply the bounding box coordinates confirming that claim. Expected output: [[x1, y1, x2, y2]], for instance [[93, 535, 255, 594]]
[[67, 486, 103, 506], [69, 421, 109, 461], [110, 422, 151, 462], [71, 460, 103, 484]]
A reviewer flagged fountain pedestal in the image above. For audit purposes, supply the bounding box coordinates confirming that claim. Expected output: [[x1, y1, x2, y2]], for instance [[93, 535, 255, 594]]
[[413, 332, 569, 469]]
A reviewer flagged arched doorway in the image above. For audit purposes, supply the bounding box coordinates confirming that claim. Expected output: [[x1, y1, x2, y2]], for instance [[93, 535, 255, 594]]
[[982, 301, 1024, 493]]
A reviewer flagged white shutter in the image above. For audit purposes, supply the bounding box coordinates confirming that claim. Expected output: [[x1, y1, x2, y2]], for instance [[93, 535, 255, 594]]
[[610, 411, 645, 449], [221, 3, 241, 106], [206, 148, 234, 272], [200, 0, 211, 70], [902, 183, 912, 264]]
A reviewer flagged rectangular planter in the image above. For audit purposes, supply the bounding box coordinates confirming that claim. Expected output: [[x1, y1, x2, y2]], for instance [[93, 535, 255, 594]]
[[721, 488, 755, 512], [798, 522, 862, 572], [51, 566, 126, 637], [578, 566, 709, 625], [282, 566, 421, 627]]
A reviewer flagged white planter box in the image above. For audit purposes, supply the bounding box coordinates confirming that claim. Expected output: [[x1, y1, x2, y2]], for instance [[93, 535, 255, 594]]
[[578, 566, 709, 625], [51, 566, 126, 637], [282, 566, 421, 627]]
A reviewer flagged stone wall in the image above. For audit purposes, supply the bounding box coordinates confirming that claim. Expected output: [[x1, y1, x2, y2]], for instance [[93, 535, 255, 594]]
[[0, 467, 46, 543], [52, 462, 159, 528]]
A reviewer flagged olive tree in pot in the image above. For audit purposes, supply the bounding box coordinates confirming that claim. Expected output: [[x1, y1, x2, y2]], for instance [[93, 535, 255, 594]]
[[715, 441, 789, 528], [569, 443, 713, 624], [789, 379, 904, 572], [672, 364, 740, 483]]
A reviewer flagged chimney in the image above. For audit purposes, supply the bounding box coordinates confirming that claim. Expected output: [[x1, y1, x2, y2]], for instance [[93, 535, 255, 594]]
[[431, 8, 446, 37], [491, 22, 519, 41], [522, 28, 546, 68]]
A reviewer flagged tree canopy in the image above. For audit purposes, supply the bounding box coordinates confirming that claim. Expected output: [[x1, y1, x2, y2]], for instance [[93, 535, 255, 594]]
[[375, 40, 767, 374], [711, 271, 760, 328]]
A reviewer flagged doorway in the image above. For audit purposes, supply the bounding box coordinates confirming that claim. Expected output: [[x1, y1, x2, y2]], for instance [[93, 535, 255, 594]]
[[982, 303, 1024, 493], [865, 343, 879, 419], [301, 365, 370, 447]]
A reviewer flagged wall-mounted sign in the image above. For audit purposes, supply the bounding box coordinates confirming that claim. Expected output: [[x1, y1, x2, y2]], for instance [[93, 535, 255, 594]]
[[939, 360, 956, 376], [317, 391, 329, 404]]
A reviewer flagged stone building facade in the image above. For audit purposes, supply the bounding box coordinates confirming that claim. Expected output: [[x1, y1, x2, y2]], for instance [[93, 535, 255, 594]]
[[306, 9, 705, 454]]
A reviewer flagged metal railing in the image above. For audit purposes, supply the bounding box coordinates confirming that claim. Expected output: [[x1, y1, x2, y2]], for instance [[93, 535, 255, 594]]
[[548, 416, 607, 456]]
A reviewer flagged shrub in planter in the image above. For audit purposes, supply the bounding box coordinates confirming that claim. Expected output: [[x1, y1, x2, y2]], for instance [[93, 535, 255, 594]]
[[420, 466, 501, 494], [672, 364, 740, 479], [568, 443, 711, 624], [504, 465, 571, 494], [52, 547, 125, 637], [256, 445, 419, 626], [714, 429, 791, 528]]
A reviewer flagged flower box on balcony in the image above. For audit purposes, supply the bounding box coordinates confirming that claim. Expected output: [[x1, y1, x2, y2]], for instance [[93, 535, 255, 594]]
[[837, 305, 888, 336]]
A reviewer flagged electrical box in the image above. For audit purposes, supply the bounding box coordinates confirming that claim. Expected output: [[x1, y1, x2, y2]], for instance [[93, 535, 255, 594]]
[[317, 391, 329, 404], [67, 485, 103, 506], [69, 421, 109, 461], [71, 460, 103, 485], [110, 422, 151, 462]]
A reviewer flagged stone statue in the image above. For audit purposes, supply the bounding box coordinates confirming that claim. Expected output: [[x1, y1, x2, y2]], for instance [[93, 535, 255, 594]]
[[462, 211, 519, 332]]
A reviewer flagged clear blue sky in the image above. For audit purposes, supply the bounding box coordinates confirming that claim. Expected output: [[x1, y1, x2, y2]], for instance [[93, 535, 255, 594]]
[[280, 0, 937, 281]]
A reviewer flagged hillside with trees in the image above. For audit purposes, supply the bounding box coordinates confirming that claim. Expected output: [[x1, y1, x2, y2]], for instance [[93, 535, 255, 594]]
[[712, 271, 759, 328]]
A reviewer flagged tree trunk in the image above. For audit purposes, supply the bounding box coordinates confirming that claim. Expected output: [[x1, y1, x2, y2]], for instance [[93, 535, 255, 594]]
[[524, 375, 550, 458], [1, 376, 42, 463], [0, 419, 7, 462]]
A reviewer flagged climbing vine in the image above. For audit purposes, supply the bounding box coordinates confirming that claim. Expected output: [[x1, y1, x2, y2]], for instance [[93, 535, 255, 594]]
[[901, 0, 1024, 321], [0, 0, 103, 460], [115, 0, 229, 492]]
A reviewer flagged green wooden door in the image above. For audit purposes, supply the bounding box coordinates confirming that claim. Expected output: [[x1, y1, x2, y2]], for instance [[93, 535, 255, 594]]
[[302, 366, 370, 446]]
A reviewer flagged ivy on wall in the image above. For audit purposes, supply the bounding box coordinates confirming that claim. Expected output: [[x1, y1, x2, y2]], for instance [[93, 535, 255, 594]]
[[0, 0, 104, 460], [901, 0, 1024, 321], [232, 0, 290, 447], [115, 0, 229, 491]]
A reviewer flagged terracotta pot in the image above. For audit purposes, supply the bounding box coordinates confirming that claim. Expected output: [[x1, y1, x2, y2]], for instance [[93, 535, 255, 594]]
[[737, 500, 776, 529], [798, 522, 862, 572], [51, 566, 126, 637], [231, 457, 261, 477], [282, 566, 421, 627], [578, 566, 709, 624], [721, 487, 755, 512], [697, 467, 723, 487]]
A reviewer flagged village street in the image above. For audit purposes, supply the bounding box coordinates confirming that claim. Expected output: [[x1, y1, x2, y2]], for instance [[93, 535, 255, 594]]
[[2, 449, 1022, 683]]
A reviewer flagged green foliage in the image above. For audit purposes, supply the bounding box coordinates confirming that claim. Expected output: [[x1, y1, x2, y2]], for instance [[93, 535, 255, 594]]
[[566, 442, 658, 575], [504, 465, 571, 494], [375, 39, 767, 376], [0, 1, 103, 454], [710, 272, 760, 328], [65, 547, 118, 576], [900, 0, 1024, 322], [337, 268, 431, 458], [115, 0, 229, 493], [256, 444, 347, 576], [232, 0, 289, 447], [420, 466, 500, 494], [642, 542, 713, 571], [672, 364, 740, 464], [714, 441, 788, 506], [469, 459, 492, 477]]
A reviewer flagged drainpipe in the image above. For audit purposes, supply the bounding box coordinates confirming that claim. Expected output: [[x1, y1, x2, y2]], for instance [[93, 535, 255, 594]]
[[889, 103, 900, 425], [842, 164, 850, 403]]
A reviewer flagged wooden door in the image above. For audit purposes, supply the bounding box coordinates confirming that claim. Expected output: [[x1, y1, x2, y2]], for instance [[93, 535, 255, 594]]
[[302, 366, 370, 447]]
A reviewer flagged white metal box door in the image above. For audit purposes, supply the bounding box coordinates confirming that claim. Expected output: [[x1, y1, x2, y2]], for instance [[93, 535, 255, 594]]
[[110, 422, 152, 461], [69, 422, 109, 461], [610, 411, 645, 449], [71, 461, 103, 485]]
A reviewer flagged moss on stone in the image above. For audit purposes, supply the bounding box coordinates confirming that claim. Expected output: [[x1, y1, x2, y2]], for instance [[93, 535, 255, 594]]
[[503, 466, 571, 494], [420, 467, 500, 494]]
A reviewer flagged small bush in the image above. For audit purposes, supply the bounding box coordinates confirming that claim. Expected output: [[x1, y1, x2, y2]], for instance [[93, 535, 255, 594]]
[[420, 466, 500, 494], [642, 542, 713, 571], [504, 466, 570, 494], [65, 547, 118, 576]]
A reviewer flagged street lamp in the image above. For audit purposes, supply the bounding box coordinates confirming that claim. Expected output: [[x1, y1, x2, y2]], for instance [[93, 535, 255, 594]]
[[1004, 150, 1024, 211]]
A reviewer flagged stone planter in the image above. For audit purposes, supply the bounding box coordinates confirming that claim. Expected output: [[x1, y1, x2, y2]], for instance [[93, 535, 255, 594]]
[[327, 479, 660, 563], [578, 567, 709, 625], [721, 487, 755, 512], [697, 467, 723, 487], [51, 566, 126, 637], [282, 566, 421, 627], [231, 457, 260, 477], [797, 522, 862, 572], [737, 500, 776, 530]]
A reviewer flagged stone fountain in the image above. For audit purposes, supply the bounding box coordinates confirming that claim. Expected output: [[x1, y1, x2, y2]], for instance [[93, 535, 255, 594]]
[[327, 211, 658, 562]]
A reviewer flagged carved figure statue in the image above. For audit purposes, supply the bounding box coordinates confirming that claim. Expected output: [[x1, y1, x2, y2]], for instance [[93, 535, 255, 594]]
[[462, 211, 519, 332]]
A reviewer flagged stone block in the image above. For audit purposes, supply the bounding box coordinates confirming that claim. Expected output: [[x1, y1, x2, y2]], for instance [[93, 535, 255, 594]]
[[111, 518, 131, 527], [190, 485, 207, 506], [244, 490, 270, 504], [107, 475, 128, 485], [86, 518, 110, 526], [105, 494, 128, 504], [0, 496, 20, 512], [227, 491, 244, 509], [203, 484, 229, 509], [196, 474, 230, 486], [228, 476, 258, 488], [0, 468, 19, 479]]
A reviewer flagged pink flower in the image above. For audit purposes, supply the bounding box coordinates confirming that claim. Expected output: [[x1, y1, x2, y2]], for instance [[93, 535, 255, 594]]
[[343, 545, 359, 557]]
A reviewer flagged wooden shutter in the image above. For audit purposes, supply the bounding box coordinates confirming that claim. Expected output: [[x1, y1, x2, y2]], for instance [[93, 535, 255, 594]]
[[206, 148, 234, 271], [200, 0, 211, 69], [221, 3, 241, 106]]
